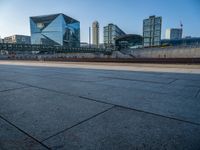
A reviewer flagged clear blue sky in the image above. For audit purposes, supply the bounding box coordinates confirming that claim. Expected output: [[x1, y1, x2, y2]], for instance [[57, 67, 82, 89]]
[[0, 0, 199, 43]]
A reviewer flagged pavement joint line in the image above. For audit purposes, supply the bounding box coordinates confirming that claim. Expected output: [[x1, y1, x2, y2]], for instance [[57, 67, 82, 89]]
[[167, 79, 178, 84], [0, 115, 51, 150], [79, 96, 116, 107], [2, 79, 74, 96], [41, 105, 115, 142], [116, 105, 200, 126], [0, 86, 29, 93], [195, 88, 200, 98], [101, 76, 171, 85], [3, 78, 113, 99], [80, 96, 200, 127]]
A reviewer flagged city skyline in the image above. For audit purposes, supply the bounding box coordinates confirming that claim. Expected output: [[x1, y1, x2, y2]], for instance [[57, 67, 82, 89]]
[[0, 0, 200, 43]]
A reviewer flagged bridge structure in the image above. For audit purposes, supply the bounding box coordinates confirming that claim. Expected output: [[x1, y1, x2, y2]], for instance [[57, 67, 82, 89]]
[[0, 43, 113, 54]]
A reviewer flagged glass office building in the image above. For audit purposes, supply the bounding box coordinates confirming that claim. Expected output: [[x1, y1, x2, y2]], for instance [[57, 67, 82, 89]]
[[143, 16, 162, 47], [30, 13, 80, 47], [165, 28, 183, 40], [115, 34, 143, 50], [104, 24, 126, 48]]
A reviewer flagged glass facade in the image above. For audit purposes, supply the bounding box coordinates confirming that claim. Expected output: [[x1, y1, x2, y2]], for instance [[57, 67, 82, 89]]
[[115, 34, 143, 50], [104, 24, 126, 48], [143, 16, 162, 47], [165, 28, 183, 40], [30, 13, 80, 47]]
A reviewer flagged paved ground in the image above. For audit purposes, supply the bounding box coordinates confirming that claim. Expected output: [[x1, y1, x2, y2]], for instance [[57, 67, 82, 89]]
[[0, 61, 200, 150]]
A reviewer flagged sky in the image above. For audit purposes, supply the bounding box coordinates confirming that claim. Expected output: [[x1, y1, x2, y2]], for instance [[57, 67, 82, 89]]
[[0, 0, 200, 43]]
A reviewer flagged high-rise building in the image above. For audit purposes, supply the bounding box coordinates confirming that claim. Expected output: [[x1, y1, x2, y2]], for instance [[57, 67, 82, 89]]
[[0, 36, 3, 43], [165, 28, 182, 40], [30, 13, 80, 47], [104, 23, 126, 48], [143, 15, 162, 47], [4, 35, 31, 44], [92, 21, 99, 48]]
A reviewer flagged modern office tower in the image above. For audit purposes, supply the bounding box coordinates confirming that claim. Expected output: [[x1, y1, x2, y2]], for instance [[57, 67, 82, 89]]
[[165, 28, 183, 40], [4, 35, 31, 44], [104, 23, 126, 48], [30, 13, 80, 47], [92, 21, 99, 48], [143, 15, 162, 47]]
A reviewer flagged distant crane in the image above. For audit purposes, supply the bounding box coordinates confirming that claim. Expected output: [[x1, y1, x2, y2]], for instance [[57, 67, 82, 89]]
[[180, 21, 183, 38]]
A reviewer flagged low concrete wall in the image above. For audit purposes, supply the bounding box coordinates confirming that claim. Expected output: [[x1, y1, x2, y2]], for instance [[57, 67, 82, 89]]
[[1, 46, 200, 60], [131, 46, 200, 58]]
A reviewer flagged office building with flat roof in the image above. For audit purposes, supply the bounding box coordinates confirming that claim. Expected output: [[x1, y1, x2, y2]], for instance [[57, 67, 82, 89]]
[[92, 21, 99, 48], [30, 13, 80, 47], [165, 28, 182, 40], [104, 23, 126, 48], [4, 35, 31, 44], [143, 15, 162, 47]]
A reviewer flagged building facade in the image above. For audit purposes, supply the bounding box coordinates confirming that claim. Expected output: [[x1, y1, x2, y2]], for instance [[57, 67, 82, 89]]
[[92, 21, 99, 48], [165, 28, 182, 40], [0, 37, 3, 43], [143, 15, 162, 47], [104, 23, 126, 48], [30, 13, 80, 47], [4, 35, 31, 44]]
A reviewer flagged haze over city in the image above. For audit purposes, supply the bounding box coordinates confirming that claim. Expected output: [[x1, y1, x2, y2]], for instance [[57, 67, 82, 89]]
[[0, 0, 200, 43]]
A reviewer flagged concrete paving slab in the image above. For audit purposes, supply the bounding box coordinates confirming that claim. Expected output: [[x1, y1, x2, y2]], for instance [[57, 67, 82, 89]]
[[0, 118, 47, 150], [100, 72, 175, 84], [3, 75, 111, 97], [0, 87, 112, 141], [171, 79, 200, 88], [79, 84, 200, 124], [94, 78, 199, 98], [44, 107, 200, 150], [0, 65, 110, 84], [159, 72, 200, 81], [0, 80, 27, 92], [4, 71, 199, 125]]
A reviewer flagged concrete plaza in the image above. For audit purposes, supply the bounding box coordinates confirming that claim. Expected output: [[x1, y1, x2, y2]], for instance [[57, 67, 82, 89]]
[[0, 61, 200, 150]]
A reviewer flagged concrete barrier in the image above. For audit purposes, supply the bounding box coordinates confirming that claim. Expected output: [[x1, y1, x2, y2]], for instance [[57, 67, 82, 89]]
[[131, 47, 200, 58]]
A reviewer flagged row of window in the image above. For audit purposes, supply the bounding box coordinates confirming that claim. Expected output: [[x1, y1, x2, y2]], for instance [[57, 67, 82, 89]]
[[144, 37, 161, 43], [143, 31, 161, 37]]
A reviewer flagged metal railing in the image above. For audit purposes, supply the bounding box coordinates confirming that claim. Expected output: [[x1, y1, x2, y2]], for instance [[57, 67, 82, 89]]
[[0, 43, 114, 54]]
